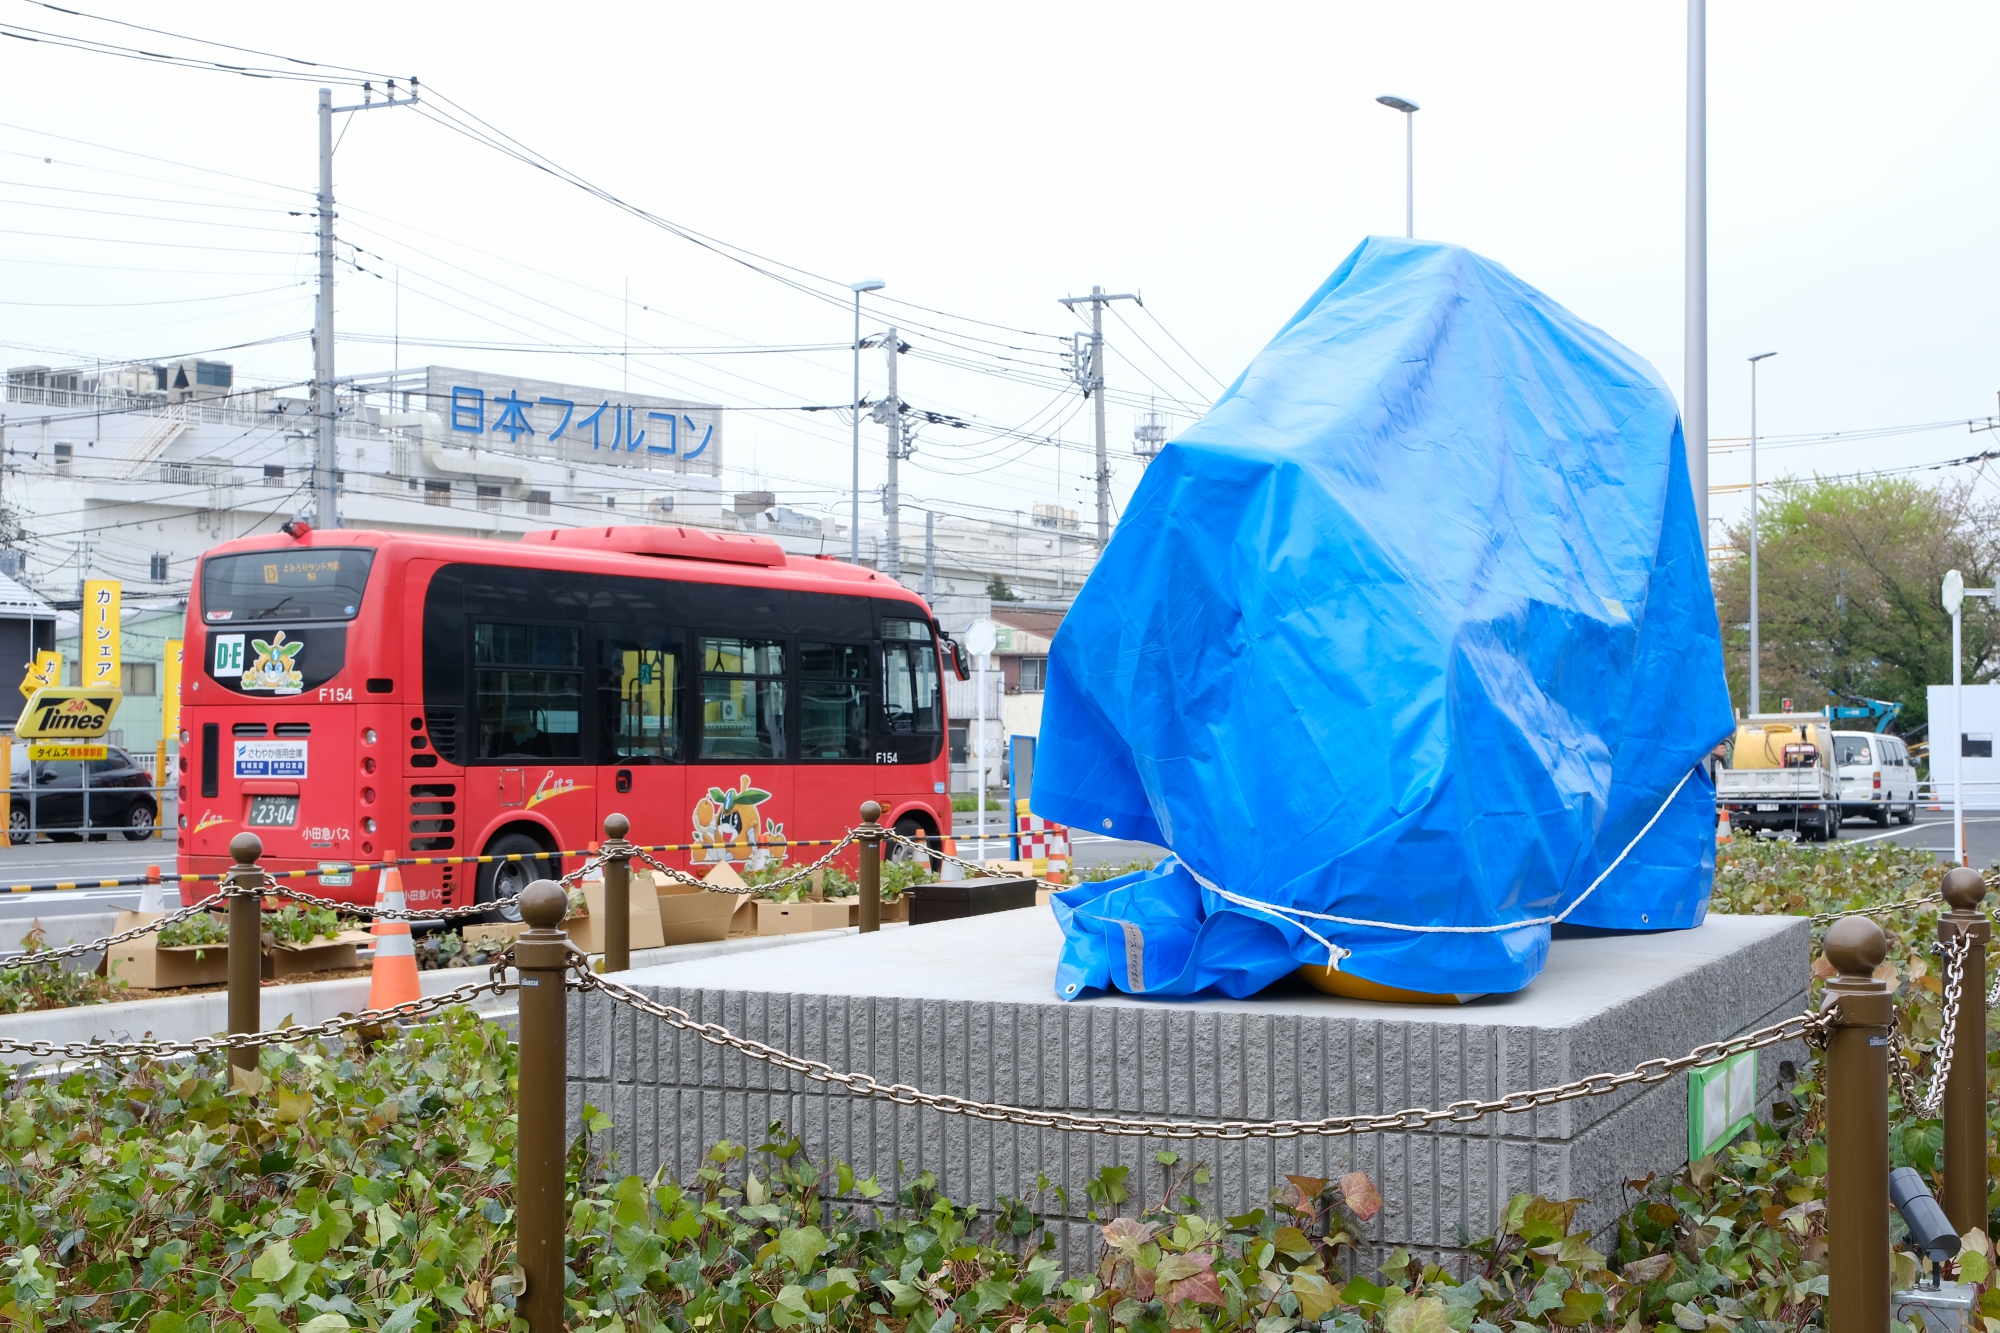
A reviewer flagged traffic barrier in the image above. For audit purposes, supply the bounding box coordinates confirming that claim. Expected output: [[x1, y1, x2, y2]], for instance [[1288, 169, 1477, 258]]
[[1936, 867, 1990, 1231], [856, 801, 882, 933], [1822, 914, 1891, 1332], [366, 850, 422, 1011], [1716, 810, 1732, 844]]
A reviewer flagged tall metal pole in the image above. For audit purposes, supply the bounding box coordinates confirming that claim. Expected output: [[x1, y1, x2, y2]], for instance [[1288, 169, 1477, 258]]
[[1404, 110, 1414, 238], [851, 290, 862, 563], [1059, 288, 1140, 549], [1749, 362, 1760, 715], [924, 509, 935, 599], [1748, 352, 1775, 715], [1686, 0, 1709, 547], [1091, 292, 1109, 544], [1937, 866, 1990, 1230], [314, 88, 338, 529], [883, 328, 900, 581], [512, 880, 571, 1333], [1955, 601, 1965, 865]]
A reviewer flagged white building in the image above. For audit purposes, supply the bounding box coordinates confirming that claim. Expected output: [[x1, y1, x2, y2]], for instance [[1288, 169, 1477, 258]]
[[2, 358, 1100, 608], [1927, 683, 2000, 809]]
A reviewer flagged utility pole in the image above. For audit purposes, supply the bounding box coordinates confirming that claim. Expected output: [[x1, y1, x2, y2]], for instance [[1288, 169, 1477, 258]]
[[1685, 0, 1708, 546], [883, 328, 900, 580], [923, 510, 935, 600], [867, 329, 910, 580], [315, 79, 417, 531], [1058, 286, 1141, 545]]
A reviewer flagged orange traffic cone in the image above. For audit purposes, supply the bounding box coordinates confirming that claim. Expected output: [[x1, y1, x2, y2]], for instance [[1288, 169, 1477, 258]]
[[1716, 811, 1733, 846], [368, 850, 422, 1010]]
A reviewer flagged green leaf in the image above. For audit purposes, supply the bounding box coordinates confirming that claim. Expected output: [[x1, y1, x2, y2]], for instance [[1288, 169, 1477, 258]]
[[1962, 1247, 1991, 1284], [777, 1224, 826, 1271], [1291, 1272, 1339, 1321], [1384, 1297, 1454, 1333], [299, 1316, 349, 1333], [379, 1298, 426, 1333], [249, 1240, 295, 1283]]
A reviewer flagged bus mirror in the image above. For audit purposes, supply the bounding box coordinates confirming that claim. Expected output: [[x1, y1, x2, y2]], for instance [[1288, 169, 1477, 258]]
[[942, 635, 972, 682]]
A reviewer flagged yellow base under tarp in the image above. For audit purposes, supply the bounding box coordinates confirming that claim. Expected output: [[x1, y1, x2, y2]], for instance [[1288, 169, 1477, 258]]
[[1294, 964, 1484, 1006]]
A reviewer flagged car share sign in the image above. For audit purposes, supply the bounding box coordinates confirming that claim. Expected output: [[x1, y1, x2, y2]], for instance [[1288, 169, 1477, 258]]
[[233, 740, 308, 779], [15, 687, 122, 738]]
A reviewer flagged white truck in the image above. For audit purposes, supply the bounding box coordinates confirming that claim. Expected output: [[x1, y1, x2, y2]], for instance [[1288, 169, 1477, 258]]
[[1716, 714, 1842, 841]]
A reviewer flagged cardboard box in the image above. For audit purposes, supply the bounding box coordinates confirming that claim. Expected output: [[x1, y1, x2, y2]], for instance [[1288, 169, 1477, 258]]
[[693, 862, 761, 933], [462, 922, 525, 951], [105, 910, 230, 989], [565, 879, 666, 954], [840, 895, 910, 925], [265, 928, 372, 978], [653, 875, 741, 946], [755, 900, 853, 935], [907, 877, 1038, 926]]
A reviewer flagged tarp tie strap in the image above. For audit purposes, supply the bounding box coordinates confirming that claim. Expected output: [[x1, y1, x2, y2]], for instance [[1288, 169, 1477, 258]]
[[1194, 765, 1700, 966]]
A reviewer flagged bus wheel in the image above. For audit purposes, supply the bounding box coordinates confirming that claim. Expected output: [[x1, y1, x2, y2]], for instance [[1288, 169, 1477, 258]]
[[889, 816, 941, 872], [476, 831, 556, 924]]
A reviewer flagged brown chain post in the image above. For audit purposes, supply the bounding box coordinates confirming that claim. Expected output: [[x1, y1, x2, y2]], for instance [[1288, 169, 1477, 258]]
[[1823, 915, 1892, 1333], [226, 832, 264, 1079], [514, 878, 571, 1333], [603, 813, 631, 974], [1939, 865, 1991, 1233], [857, 801, 883, 933]]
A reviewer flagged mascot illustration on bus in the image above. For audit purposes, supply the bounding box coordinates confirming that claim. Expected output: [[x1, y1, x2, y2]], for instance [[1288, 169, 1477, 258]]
[[692, 775, 785, 870]]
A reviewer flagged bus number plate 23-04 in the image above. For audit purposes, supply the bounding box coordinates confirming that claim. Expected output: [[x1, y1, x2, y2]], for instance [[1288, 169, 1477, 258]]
[[247, 795, 299, 827]]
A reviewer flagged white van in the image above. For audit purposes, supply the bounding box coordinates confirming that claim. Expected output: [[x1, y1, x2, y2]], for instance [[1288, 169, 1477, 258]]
[[1832, 730, 1918, 826]]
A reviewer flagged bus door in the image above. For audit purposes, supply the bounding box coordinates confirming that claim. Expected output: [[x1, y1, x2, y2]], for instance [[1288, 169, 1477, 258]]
[[873, 617, 947, 824], [686, 634, 792, 876], [792, 639, 874, 853], [464, 620, 596, 859], [595, 633, 687, 862]]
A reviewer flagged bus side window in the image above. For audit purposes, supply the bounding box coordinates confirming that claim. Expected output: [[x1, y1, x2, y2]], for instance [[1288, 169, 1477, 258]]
[[699, 636, 787, 760], [881, 619, 940, 735], [799, 642, 870, 760], [599, 638, 681, 762]]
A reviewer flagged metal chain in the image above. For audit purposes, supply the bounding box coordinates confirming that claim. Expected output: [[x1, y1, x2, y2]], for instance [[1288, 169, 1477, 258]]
[[0, 889, 233, 968], [1808, 892, 1944, 927], [883, 828, 1074, 892], [625, 834, 858, 896], [0, 969, 515, 1063], [576, 967, 1831, 1140], [0, 855, 609, 970], [1888, 935, 1970, 1117]]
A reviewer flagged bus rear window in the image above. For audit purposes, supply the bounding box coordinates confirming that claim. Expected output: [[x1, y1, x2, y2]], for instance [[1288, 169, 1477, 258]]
[[202, 550, 373, 622]]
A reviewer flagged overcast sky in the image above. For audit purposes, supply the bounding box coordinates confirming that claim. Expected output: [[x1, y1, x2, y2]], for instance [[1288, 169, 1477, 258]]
[[3, 0, 1996, 538]]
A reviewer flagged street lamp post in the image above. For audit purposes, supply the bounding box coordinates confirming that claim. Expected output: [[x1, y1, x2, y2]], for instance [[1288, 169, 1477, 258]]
[[850, 279, 885, 564], [1376, 95, 1420, 238], [1747, 351, 1777, 715], [1943, 571, 1994, 868]]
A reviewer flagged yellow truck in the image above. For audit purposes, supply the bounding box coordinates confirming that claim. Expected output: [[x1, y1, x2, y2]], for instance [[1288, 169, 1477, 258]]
[[1716, 714, 1842, 841]]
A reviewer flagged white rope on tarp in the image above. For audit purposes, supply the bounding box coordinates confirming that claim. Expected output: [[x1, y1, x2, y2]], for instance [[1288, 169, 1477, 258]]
[[1189, 764, 1701, 969]]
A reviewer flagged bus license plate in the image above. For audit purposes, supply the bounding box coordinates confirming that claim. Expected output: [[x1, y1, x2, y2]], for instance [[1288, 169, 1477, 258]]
[[247, 795, 299, 827], [1756, 803, 1779, 812]]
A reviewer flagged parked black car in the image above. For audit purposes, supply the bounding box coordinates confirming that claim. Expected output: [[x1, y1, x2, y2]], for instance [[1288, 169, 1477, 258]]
[[7, 745, 158, 843]]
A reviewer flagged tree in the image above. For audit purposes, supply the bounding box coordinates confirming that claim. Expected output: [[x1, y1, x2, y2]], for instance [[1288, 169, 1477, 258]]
[[986, 573, 1018, 602], [1709, 476, 2000, 738]]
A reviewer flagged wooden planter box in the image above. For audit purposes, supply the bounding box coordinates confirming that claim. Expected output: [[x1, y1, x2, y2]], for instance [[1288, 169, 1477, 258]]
[[906, 877, 1038, 925]]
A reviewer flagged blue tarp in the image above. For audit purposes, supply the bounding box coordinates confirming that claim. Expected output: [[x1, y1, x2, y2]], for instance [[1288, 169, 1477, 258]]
[[1035, 237, 1733, 1002]]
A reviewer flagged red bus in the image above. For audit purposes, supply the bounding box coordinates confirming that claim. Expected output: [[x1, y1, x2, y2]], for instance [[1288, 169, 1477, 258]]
[[177, 523, 966, 914]]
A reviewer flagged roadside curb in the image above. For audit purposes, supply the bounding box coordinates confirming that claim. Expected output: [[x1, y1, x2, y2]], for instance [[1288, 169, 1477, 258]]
[[0, 925, 871, 1050]]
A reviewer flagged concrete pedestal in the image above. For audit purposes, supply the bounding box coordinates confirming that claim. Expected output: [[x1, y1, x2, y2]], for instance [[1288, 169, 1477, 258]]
[[570, 909, 1809, 1271]]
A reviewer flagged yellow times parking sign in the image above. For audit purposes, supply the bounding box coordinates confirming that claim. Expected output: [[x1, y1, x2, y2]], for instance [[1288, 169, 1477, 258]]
[[27, 742, 107, 762], [15, 687, 123, 738]]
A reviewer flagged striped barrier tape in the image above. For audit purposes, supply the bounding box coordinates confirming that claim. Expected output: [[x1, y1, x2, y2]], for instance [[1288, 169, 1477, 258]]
[[3, 838, 858, 893]]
